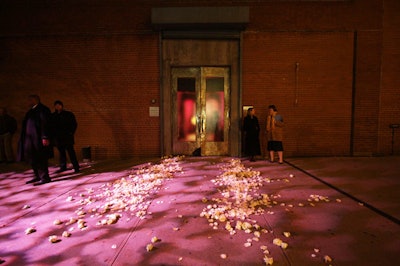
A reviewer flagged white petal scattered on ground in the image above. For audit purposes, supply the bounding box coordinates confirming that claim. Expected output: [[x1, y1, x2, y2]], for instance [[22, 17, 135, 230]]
[[280, 242, 288, 249], [106, 213, 121, 225], [263, 255, 274, 265], [48, 235, 60, 243], [151, 236, 160, 243], [66, 217, 77, 225], [76, 210, 86, 216], [53, 219, 63, 225], [77, 219, 87, 229], [244, 242, 252, 247], [146, 243, 154, 252], [62, 231, 71, 238], [273, 238, 288, 249], [25, 227, 36, 235], [273, 238, 282, 246], [309, 194, 330, 203]]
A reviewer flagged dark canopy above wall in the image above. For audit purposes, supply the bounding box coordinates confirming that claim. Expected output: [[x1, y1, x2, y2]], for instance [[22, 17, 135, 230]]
[[151, 6, 249, 30]]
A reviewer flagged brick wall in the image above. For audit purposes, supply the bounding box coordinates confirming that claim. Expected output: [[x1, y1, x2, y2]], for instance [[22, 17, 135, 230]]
[[242, 31, 354, 157], [379, 0, 400, 155], [352, 30, 383, 156], [0, 34, 160, 160]]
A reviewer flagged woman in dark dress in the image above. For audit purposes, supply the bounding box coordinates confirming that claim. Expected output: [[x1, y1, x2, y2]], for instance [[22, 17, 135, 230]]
[[243, 108, 261, 161]]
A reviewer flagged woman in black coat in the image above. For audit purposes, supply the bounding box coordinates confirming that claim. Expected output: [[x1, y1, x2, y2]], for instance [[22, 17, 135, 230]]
[[243, 108, 261, 161]]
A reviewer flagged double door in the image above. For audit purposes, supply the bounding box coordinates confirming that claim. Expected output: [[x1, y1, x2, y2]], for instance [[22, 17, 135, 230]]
[[172, 67, 230, 156]]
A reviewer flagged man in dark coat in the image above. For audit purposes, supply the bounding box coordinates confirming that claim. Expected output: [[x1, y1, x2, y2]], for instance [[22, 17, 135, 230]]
[[18, 95, 52, 185], [51, 100, 79, 173]]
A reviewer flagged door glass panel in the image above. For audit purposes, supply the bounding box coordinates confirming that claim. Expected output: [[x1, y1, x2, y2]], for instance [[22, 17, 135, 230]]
[[205, 77, 224, 142], [177, 78, 196, 142]]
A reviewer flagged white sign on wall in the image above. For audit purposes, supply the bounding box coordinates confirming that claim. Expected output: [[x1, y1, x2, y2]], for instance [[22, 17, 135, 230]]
[[149, 106, 160, 117]]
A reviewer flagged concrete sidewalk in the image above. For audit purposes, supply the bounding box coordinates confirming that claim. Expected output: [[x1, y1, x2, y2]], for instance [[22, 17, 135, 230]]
[[0, 156, 399, 266], [285, 156, 400, 223]]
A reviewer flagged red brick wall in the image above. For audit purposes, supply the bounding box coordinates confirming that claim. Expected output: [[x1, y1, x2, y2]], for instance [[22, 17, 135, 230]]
[[0, 34, 160, 160], [247, 0, 382, 31], [242, 31, 354, 157], [243, 0, 386, 156], [379, 0, 400, 155], [353, 31, 383, 155]]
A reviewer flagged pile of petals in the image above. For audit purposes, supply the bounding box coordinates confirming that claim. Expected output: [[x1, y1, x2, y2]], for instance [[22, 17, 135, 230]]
[[88, 156, 183, 220], [56, 156, 183, 237], [24, 157, 183, 247], [201, 159, 273, 225], [200, 159, 275, 264]]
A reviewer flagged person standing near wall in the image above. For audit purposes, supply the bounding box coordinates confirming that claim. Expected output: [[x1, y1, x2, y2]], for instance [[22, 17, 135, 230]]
[[51, 100, 79, 173], [266, 104, 284, 164], [243, 107, 261, 162], [18, 95, 52, 185], [0, 107, 17, 163]]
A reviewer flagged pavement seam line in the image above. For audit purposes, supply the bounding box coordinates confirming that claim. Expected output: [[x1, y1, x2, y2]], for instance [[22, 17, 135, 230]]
[[285, 160, 400, 226]]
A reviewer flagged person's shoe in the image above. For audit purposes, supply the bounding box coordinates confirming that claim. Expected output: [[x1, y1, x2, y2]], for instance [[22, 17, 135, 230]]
[[34, 179, 51, 186], [74, 169, 80, 173], [26, 178, 40, 184], [55, 168, 67, 173]]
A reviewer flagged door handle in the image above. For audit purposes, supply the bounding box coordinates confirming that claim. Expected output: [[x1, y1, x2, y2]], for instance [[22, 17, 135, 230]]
[[197, 115, 201, 136]]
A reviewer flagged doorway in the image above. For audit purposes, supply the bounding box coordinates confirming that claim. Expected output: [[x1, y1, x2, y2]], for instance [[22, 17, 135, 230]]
[[172, 67, 230, 156], [160, 38, 241, 157]]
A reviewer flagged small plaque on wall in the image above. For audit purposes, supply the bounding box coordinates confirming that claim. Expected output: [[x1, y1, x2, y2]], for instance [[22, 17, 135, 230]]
[[149, 106, 160, 117]]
